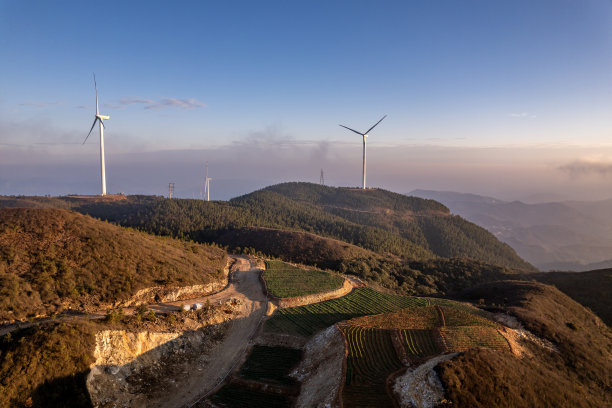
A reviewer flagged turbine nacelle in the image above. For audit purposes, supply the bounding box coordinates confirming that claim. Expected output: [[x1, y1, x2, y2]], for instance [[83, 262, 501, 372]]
[[97, 114, 110, 120]]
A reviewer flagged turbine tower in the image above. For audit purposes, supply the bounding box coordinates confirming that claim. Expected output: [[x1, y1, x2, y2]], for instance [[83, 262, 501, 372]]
[[204, 161, 212, 201], [339, 115, 386, 189], [83, 74, 110, 196]]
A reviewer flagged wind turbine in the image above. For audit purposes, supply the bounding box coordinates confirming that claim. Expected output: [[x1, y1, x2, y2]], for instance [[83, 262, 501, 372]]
[[204, 161, 212, 201], [83, 74, 110, 196], [339, 115, 386, 190]]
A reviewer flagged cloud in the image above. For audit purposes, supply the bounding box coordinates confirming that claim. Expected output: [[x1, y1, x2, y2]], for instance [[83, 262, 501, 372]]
[[106, 97, 206, 110], [20, 101, 64, 107], [118, 98, 155, 106], [144, 98, 206, 110], [509, 112, 536, 119], [558, 160, 612, 177], [75, 105, 92, 109]]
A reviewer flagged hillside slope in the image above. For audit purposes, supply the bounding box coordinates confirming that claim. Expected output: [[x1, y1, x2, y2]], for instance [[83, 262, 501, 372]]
[[264, 183, 532, 270], [411, 189, 612, 270], [0, 208, 227, 320], [533, 269, 612, 326], [32, 183, 533, 271], [442, 280, 612, 407]]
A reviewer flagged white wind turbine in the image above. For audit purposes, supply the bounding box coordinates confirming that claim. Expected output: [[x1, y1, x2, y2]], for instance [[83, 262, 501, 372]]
[[339, 115, 386, 190], [204, 161, 212, 201], [83, 74, 110, 196]]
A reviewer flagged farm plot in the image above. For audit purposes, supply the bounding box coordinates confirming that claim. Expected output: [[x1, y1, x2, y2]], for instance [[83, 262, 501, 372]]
[[341, 325, 403, 408], [343, 305, 440, 329], [440, 326, 510, 352], [208, 383, 291, 408], [440, 306, 498, 328], [428, 297, 491, 316], [238, 345, 302, 386], [264, 287, 426, 337], [263, 260, 344, 298], [398, 329, 442, 360]]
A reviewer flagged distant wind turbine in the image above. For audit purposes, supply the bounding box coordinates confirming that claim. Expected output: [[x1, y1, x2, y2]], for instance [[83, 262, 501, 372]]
[[339, 115, 386, 190], [83, 74, 110, 196], [204, 161, 212, 201]]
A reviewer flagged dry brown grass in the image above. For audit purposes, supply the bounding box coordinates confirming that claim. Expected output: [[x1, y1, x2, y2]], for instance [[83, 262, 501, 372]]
[[438, 280, 612, 407], [0, 208, 226, 320]]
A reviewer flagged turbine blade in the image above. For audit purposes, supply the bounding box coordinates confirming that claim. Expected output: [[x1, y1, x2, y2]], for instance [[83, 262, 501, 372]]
[[93, 73, 99, 115], [339, 124, 364, 136], [83, 118, 98, 144], [365, 115, 387, 135]]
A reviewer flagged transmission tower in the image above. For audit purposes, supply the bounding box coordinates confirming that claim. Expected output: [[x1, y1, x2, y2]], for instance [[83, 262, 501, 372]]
[[168, 182, 175, 199]]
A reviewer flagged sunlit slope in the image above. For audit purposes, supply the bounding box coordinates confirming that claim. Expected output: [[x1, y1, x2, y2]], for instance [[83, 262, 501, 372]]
[[0, 208, 226, 320], [442, 280, 612, 407]]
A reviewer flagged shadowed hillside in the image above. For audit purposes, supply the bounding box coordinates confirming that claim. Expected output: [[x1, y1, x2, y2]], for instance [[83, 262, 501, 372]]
[[532, 269, 612, 326], [0, 208, 227, 320]]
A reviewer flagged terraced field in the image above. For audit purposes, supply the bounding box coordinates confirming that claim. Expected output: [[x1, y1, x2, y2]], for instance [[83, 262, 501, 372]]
[[343, 305, 440, 329], [263, 260, 344, 298], [341, 326, 402, 408], [343, 326, 403, 385], [208, 345, 302, 408], [264, 287, 426, 337], [208, 383, 291, 408], [440, 306, 498, 328], [398, 329, 442, 359], [440, 326, 510, 352], [238, 345, 302, 385], [261, 286, 510, 407]]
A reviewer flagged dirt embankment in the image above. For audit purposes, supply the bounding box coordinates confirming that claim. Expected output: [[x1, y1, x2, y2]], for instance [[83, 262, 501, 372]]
[[265, 277, 356, 308], [119, 256, 236, 308], [290, 325, 345, 408], [393, 353, 458, 408], [87, 302, 240, 408]]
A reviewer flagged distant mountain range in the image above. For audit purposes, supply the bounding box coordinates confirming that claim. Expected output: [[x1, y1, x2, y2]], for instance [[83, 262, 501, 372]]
[[410, 189, 612, 271]]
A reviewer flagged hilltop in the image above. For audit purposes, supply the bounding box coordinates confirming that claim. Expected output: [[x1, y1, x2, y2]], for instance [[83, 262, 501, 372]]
[[0, 208, 227, 321], [0, 183, 533, 272]]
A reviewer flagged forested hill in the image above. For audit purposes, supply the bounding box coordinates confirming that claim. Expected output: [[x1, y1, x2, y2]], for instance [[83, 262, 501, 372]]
[[0, 183, 534, 271], [262, 183, 449, 214]]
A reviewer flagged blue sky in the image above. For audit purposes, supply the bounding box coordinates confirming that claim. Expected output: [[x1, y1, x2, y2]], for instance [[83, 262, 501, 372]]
[[2, 0, 612, 200]]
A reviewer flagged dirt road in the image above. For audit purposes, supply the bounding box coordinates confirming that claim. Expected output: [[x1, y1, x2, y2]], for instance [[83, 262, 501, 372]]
[[153, 256, 268, 408]]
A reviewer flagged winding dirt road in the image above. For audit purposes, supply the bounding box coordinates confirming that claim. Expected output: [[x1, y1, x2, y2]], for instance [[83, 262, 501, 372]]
[[154, 256, 268, 408]]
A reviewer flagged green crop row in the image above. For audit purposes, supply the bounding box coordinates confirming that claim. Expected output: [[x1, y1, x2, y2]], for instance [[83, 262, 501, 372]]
[[343, 326, 402, 385], [264, 288, 426, 337], [263, 260, 344, 298], [399, 329, 441, 359]]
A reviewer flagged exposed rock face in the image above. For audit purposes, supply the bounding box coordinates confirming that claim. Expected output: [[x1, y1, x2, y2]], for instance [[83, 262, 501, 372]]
[[393, 353, 458, 408], [86, 302, 240, 408], [291, 325, 345, 408]]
